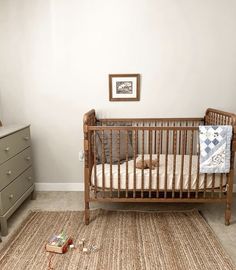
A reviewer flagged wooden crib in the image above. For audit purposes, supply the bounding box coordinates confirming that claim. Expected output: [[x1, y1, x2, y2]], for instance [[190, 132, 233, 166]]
[[83, 108, 236, 225]]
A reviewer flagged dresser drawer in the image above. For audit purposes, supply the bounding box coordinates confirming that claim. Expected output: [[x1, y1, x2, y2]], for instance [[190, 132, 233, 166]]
[[0, 167, 34, 215], [0, 128, 31, 164], [0, 147, 32, 191]]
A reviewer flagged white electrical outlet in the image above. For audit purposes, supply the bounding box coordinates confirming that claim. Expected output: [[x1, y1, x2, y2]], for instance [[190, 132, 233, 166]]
[[79, 151, 84, 161]]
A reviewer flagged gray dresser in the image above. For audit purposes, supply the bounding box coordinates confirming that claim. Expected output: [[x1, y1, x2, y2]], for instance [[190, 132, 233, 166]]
[[0, 125, 35, 236]]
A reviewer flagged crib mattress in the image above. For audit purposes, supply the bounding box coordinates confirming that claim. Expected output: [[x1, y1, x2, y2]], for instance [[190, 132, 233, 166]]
[[91, 154, 227, 191]]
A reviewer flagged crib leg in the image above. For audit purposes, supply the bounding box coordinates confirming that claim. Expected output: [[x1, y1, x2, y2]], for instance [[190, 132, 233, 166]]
[[225, 203, 231, 226], [85, 202, 90, 225]]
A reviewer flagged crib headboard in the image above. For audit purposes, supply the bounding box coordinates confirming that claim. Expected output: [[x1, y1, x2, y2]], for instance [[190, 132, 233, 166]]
[[205, 108, 236, 125], [205, 108, 236, 153]]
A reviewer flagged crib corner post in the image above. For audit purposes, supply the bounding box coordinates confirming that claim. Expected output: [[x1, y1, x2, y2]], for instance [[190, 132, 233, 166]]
[[225, 118, 236, 225], [83, 110, 95, 226], [225, 203, 231, 226], [85, 199, 90, 225], [84, 140, 90, 225], [225, 170, 234, 226]]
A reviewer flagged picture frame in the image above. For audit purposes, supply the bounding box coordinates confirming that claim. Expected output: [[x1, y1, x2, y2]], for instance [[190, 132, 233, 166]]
[[109, 74, 140, 101]]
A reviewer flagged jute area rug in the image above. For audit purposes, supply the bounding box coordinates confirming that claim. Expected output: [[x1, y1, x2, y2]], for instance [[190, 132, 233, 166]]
[[0, 209, 235, 270]]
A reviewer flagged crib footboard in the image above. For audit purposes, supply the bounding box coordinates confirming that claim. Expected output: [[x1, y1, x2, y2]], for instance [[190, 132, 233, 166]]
[[83, 109, 236, 225]]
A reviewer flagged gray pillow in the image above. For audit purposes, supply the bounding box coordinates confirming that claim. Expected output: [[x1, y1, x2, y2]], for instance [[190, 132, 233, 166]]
[[93, 130, 133, 164], [94, 131, 107, 164], [104, 131, 133, 164]]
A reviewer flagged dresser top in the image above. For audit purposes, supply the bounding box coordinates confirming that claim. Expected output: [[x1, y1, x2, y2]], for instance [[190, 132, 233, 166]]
[[0, 125, 30, 139]]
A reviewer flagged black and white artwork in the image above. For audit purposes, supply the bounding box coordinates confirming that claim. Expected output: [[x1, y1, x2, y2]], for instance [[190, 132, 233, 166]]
[[116, 81, 133, 94], [109, 74, 140, 101]]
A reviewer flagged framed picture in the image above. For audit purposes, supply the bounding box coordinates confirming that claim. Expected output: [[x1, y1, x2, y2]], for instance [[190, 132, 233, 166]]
[[109, 74, 140, 101]]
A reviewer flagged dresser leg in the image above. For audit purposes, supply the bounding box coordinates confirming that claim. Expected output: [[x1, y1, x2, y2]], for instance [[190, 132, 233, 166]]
[[0, 217, 8, 236], [31, 189, 36, 200]]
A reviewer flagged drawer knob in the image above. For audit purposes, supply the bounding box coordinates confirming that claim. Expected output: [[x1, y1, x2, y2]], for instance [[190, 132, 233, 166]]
[[9, 194, 14, 200], [24, 136, 30, 141], [6, 170, 12, 175], [27, 176, 32, 181], [4, 147, 10, 152], [25, 156, 31, 161]]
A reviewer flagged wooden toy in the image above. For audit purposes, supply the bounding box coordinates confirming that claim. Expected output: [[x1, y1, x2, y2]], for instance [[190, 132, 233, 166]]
[[46, 232, 73, 254]]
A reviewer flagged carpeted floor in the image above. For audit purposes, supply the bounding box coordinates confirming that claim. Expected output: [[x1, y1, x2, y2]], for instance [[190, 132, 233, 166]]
[[0, 209, 235, 270]]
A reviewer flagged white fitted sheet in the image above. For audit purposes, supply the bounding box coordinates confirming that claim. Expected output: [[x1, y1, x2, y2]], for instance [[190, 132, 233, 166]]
[[91, 154, 227, 190]]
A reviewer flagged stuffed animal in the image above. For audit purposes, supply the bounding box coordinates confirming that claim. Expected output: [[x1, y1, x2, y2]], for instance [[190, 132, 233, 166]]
[[136, 159, 158, 170]]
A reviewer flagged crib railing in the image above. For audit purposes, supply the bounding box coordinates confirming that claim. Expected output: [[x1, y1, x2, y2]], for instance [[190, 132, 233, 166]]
[[87, 125, 228, 201], [98, 118, 204, 155]]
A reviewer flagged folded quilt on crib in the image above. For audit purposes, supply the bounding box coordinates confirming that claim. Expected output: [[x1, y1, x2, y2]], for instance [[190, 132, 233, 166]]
[[199, 126, 232, 173]]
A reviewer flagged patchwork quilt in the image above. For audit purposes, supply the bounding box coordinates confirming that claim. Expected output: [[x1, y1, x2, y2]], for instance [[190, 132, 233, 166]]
[[199, 126, 232, 173]]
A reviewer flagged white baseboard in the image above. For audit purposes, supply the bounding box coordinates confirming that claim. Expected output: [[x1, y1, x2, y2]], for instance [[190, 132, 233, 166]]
[[35, 182, 236, 193], [35, 182, 84, 191]]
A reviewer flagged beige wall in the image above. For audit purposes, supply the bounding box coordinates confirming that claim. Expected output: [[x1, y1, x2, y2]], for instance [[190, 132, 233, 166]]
[[0, 0, 236, 184]]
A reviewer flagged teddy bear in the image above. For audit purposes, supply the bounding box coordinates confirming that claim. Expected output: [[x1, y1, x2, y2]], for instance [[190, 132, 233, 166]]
[[136, 159, 158, 170]]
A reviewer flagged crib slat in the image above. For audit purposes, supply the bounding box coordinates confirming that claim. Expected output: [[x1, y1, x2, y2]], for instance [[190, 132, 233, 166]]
[[164, 130, 169, 198], [172, 130, 177, 198], [221, 115, 224, 125], [180, 130, 186, 198], [160, 123, 163, 154], [195, 150, 200, 198], [126, 130, 129, 198], [172, 124, 175, 153], [219, 174, 223, 198], [133, 130, 137, 198], [102, 130, 105, 198], [141, 130, 144, 198], [154, 122, 157, 154], [204, 174, 207, 198], [136, 123, 139, 153], [223, 116, 226, 125], [211, 173, 215, 198], [156, 131, 160, 198], [118, 131, 121, 198], [188, 130, 193, 198], [210, 112, 214, 125], [149, 130, 153, 198], [178, 122, 182, 154], [93, 131, 97, 198], [212, 112, 214, 124], [110, 130, 113, 198], [210, 112, 213, 124], [148, 123, 151, 154], [185, 123, 188, 155]]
